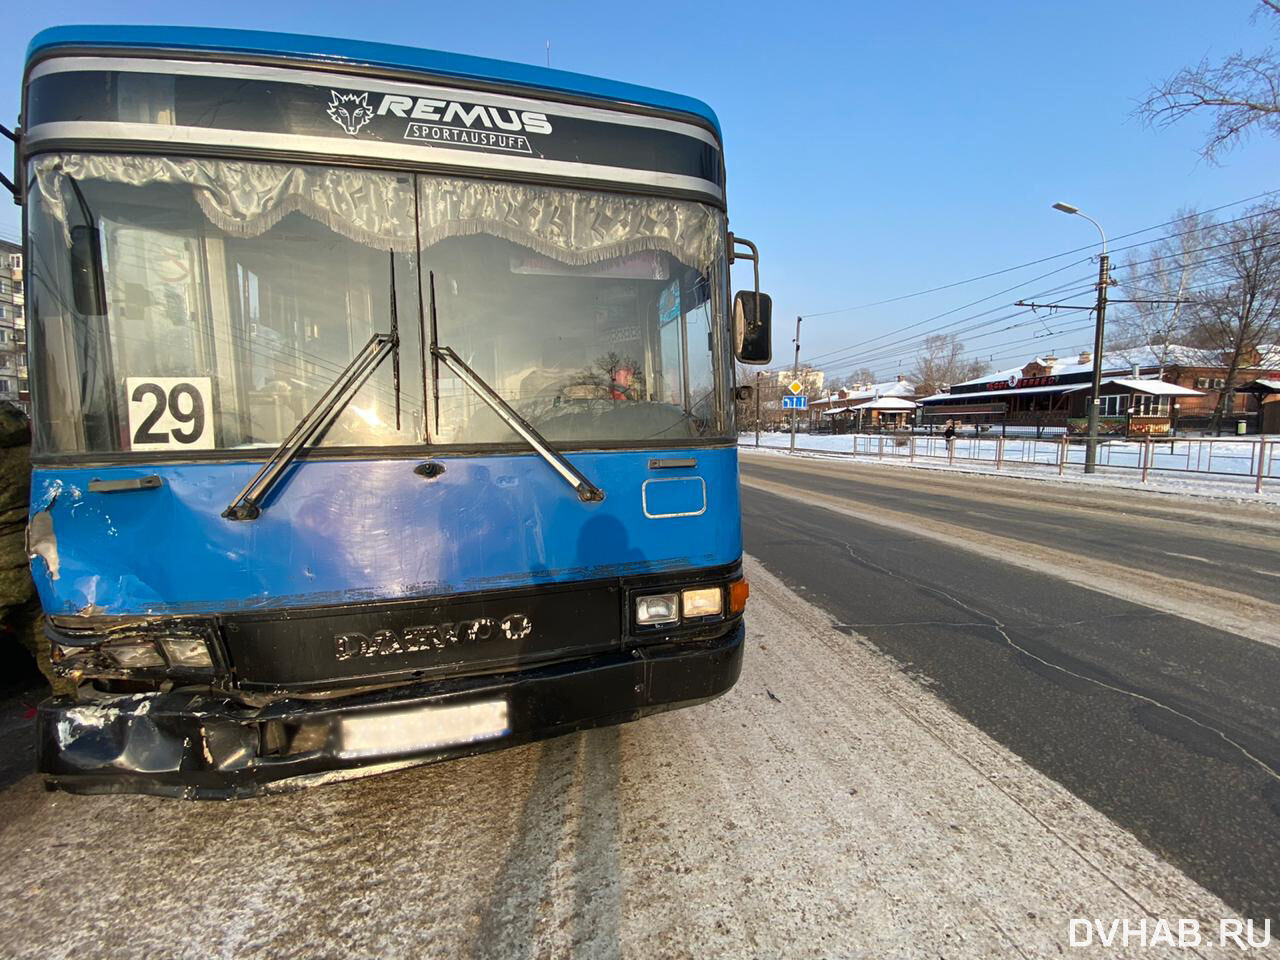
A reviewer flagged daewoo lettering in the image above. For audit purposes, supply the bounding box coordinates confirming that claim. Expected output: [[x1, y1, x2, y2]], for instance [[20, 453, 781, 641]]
[[334, 614, 533, 660]]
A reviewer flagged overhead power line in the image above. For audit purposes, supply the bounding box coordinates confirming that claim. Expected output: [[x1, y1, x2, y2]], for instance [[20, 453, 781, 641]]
[[805, 209, 1280, 374], [809, 274, 1098, 372], [801, 260, 1097, 367], [797, 188, 1280, 319]]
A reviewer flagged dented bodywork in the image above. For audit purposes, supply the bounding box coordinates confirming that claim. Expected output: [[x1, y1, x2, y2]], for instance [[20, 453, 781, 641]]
[[25, 485, 59, 581], [30, 463, 747, 798], [38, 624, 744, 799], [28, 451, 740, 616]]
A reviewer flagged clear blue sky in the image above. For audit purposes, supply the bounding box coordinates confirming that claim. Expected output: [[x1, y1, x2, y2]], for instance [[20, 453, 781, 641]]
[[2, 1, 1276, 381]]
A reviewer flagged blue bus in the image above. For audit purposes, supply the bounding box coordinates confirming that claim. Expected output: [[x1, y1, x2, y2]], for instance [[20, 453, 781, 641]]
[[8, 26, 773, 797]]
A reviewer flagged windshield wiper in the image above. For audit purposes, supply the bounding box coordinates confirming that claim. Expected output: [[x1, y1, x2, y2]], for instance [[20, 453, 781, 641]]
[[427, 272, 604, 504], [223, 253, 401, 521]]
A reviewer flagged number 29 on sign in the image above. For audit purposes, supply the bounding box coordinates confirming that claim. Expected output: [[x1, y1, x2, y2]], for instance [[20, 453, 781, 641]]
[[125, 377, 216, 451]]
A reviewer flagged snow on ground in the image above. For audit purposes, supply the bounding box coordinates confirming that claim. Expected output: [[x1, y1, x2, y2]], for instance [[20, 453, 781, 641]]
[[741, 433, 1280, 506]]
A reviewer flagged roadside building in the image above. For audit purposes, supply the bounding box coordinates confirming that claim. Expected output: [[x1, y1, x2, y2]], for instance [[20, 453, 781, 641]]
[[0, 240, 27, 416], [812, 377, 915, 432], [1170, 344, 1280, 430], [847, 395, 917, 430], [919, 345, 1277, 435], [1242, 379, 1280, 434]]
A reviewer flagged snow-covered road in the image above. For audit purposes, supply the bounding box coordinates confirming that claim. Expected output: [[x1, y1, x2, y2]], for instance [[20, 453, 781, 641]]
[[0, 560, 1244, 959]]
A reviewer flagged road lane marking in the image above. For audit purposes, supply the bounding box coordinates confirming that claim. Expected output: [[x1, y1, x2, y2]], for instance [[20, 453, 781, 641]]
[[1163, 552, 1219, 565]]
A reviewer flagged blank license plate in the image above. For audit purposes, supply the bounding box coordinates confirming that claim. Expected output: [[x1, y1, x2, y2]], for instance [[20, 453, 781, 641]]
[[338, 699, 509, 759]]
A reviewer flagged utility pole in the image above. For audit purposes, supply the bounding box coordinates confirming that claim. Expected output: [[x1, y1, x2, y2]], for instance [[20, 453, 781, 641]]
[[1049, 203, 1113, 475], [789, 315, 802, 452], [1084, 253, 1110, 473], [755, 371, 761, 447]]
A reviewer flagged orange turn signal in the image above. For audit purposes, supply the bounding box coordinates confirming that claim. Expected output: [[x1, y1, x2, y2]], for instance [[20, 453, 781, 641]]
[[728, 578, 750, 614]]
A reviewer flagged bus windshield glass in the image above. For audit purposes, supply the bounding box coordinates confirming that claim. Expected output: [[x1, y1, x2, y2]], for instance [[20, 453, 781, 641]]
[[25, 153, 730, 456]]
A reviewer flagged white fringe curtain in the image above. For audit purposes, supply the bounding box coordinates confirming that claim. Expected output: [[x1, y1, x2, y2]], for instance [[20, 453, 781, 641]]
[[32, 154, 418, 251], [417, 176, 723, 273], [32, 155, 724, 272]]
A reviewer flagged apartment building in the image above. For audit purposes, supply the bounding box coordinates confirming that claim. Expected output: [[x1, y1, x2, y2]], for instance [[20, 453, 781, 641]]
[[0, 239, 27, 416]]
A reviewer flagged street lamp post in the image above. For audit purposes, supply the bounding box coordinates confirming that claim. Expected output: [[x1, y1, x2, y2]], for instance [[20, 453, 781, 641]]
[[1052, 202, 1109, 474]]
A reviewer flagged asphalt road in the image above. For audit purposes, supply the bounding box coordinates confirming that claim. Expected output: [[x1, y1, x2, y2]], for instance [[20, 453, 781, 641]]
[[740, 451, 1280, 922], [742, 451, 1280, 604]]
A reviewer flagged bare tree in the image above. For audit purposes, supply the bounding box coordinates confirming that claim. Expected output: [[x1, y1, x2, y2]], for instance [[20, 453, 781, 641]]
[[826, 368, 879, 392], [1138, 1, 1280, 161], [911, 334, 989, 397], [1112, 209, 1213, 374], [1186, 206, 1280, 429]]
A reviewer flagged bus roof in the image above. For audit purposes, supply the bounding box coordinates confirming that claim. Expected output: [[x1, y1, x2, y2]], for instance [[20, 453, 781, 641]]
[[26, 25, 721, 137]]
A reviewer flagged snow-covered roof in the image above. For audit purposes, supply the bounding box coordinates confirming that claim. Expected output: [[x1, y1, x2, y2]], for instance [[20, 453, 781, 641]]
[[919, 383, 1076, 403], [813, 379, 916, 406], [1248, 378, 1280, 392], [849, 396, 918, 410], [1062, 378, 1203, 397], [947, 343, 1280, 391]]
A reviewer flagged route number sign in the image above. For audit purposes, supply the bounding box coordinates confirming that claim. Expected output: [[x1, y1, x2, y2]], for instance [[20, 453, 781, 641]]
[[126, 377, 215, 451]]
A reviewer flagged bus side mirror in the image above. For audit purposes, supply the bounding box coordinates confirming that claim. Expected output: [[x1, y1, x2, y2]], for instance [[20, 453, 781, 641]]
[[733, 290, 772, 364], [70, 224, 107, 316]]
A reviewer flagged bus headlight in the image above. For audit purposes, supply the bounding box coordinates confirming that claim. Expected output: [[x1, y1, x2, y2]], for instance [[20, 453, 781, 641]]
[[158, 637, 214, 669], [47, 616, 221, 679], [107, 642, 166, 669], [635, 593, 680, 625], [681, 587, 723, 618]]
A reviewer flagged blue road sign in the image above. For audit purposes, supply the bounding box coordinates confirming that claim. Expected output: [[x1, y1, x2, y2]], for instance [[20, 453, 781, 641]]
[[782, 395, 808, 410]]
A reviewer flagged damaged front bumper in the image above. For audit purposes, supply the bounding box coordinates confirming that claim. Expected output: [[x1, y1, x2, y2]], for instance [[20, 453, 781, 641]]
[[37, 625, 744, 799]]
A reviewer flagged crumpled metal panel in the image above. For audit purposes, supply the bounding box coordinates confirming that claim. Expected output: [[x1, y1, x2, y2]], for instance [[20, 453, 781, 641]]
[[28, 447, 741, 615]]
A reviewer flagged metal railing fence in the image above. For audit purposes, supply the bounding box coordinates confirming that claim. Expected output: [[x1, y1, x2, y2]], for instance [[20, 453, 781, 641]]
[[744, 432, 1279, 494]]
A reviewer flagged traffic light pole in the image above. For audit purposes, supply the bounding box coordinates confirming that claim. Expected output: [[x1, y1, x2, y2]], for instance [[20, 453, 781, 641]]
[[789, 315, 802, 453]]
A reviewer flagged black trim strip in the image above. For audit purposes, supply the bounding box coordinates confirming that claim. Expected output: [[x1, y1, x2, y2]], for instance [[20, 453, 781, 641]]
[[215, 560, 742, 691], [30, 439, 735, 469], [22, 57, 724, 201], [22, 45, 725, 146]]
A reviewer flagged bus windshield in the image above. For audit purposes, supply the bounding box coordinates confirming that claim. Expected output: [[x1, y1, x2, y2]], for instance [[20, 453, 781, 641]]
[[26, 153, 730, 456]]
